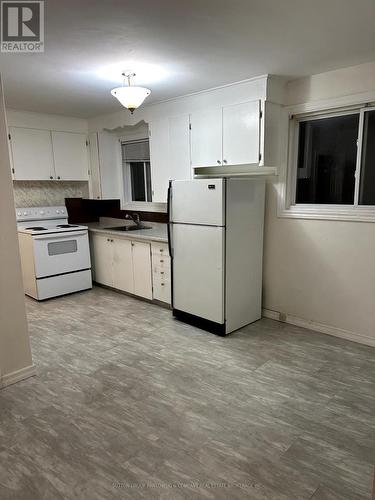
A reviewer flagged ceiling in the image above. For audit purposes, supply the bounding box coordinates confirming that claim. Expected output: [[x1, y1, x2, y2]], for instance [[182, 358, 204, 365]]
[[1, 0, 375, 118]]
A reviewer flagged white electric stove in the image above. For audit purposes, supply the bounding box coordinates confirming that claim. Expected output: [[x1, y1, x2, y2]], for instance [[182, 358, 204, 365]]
[[16, 206, 92, 300]]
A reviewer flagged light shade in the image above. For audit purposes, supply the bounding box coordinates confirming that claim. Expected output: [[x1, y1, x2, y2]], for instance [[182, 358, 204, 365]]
[[111, 86, 151, 113]]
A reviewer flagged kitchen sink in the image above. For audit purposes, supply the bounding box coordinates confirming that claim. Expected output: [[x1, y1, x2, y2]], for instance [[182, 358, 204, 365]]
[[104, 225, 152, 231]]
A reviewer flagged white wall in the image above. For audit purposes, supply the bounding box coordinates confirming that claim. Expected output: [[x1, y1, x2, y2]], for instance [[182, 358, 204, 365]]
[[0, 78, 34, 388], [263, 61, 375, 346], [286, 61, 375, 105], [7, 108, 88, 133]]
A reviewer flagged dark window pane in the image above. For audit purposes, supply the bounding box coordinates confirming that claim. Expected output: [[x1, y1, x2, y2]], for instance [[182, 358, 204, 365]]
[[130, 162, 146, 201], [359, 110, 375, 205], [145, 162, 152, 202], [296, 114, 359, 204]]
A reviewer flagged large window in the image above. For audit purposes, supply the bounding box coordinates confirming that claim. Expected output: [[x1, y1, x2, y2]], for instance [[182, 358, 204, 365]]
[[122, 139, 152, 203], [296, 114, 359, 205], [284, 106, 375, 220]]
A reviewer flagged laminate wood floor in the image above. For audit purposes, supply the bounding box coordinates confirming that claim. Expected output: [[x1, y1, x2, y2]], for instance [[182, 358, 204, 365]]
[[0, 286, 374, 500]]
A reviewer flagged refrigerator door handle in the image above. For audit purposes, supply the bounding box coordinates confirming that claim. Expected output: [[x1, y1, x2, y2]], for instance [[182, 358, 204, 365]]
[[167, 181, 173, 258]]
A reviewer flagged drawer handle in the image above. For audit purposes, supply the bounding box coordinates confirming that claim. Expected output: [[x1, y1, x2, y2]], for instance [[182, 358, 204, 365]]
[[161, 283, 165, 286], [160, 249, 164, 252], [160, 259, 164, 263], [160, 271, 164, 275]]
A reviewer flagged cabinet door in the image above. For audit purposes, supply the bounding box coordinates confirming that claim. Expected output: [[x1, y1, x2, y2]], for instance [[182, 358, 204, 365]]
[[97, 131, 122, 199], [88, 132, 102, 199], [9, 127, 54, 180], [168, 114, 191, 181], [113, 238, 134, 294], [91, 234, 114, 286], [222, 100, 260, 166], [132, 241, 152, 299], [190, 108, 222, 168], [149, 118, 170, 202], [51, 131, 89, 181]]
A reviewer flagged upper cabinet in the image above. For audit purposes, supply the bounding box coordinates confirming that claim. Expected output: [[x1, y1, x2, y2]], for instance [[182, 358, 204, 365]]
[[168, 114, 191, 182], [9, 126, 89, 181], [222, 101, 260, 166], [51, 132, 89, 181], [190, 100, 261, 169], [149, 114, 192, 202], [9, 127, 55, 180], [149, 118, 170, 203], [190, 107, 222, 168]]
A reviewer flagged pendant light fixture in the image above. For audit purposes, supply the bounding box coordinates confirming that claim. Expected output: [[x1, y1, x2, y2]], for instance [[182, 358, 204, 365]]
[[111, 71, 151, 114]]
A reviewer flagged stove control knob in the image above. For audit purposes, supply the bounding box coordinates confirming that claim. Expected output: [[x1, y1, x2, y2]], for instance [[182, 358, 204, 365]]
[[56, 210, 60, 214], [17, 212, 22, 216], [23, 211, 28, 216], [40, 210, 45, 215]]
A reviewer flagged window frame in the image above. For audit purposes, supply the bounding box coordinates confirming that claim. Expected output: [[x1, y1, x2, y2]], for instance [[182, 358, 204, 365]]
[[279, 103, 375, 222], [119, 138, 166, 213]]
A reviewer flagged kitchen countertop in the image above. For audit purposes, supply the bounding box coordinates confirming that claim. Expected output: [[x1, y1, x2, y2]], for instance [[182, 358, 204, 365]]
[[84, 217, 168, 243]]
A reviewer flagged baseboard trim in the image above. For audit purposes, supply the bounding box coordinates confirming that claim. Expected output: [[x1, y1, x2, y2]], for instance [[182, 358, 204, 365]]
[[262, 309, 375, 348], [0, 364, 36, 389]]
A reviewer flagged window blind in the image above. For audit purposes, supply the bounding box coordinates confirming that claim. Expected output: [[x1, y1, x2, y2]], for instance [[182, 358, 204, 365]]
[[122, 140, 150, 162]]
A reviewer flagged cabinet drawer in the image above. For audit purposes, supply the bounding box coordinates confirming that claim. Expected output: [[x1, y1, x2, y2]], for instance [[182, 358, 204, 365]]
[[152, 254, 170, 270], [153, 276, 171, 304], [151, 242, 169, 256], [152, 266, 170, 280]]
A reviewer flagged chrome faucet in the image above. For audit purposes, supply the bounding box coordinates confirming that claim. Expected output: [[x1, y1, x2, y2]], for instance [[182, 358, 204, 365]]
[[125, 213, 141, 226]]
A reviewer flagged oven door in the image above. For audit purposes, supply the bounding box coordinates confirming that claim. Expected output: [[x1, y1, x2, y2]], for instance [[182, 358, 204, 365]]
[[32, 230, 91, 278]]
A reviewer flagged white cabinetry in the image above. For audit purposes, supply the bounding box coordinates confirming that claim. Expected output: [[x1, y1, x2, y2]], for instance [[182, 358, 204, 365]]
[[88, 132, 102, 199], [149, 115, 192, 203], [51, 131, 89, 180], [9, 127, 55, 180], [96, 131, 122, 199], [149, 118, 170, 203], [190, 100, 261, 169], [222, 101, 260, 165], [168, 114, 191, 183], [190, 108, 222, 168], [90, 233, 153, 300], [113, 238, 133, 293], [90, 234, 114, 287], [9, 126, 89, 181], [151, 242, 171, 304], [132, 241, 153, 299]]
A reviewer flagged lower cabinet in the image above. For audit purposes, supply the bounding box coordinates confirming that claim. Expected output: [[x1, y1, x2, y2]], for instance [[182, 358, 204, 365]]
[[91, 233, 171, 304], [151, 242, 171, 304], [91, 234, 114, 287], [132, 241, 153, 299], [113, 238, 134, 294], [91, 234, 152, 300]]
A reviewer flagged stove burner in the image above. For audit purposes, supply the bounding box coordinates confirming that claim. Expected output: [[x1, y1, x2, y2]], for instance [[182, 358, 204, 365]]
[[56, 224, 79, 228], [25, 227, 47, 231]]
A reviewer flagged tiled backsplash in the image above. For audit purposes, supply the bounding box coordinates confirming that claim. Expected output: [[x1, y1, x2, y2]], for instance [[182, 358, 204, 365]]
[[13, 181, 89, 208]]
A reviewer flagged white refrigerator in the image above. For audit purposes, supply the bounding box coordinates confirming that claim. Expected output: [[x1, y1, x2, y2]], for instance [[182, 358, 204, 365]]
[[168, 178, 265, 335]]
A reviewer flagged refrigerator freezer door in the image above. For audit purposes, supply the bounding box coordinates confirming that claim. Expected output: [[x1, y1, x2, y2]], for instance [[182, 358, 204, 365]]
[[171, 179, 225, 226], [172, 223, 224, 324]]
